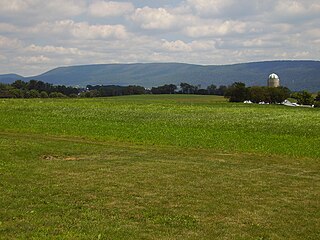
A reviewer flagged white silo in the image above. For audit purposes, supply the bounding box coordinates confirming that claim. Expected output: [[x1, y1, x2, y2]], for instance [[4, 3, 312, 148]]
[[268, 73, 280, 87]]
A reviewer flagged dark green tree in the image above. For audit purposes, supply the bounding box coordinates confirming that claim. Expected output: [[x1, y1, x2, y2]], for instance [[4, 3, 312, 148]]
[[9, 88, 24, 98], [126, 85, 146, 95], [293, 91, 314, 105], [0, 84, 14, 98], [29, 89, 40, 98], [315, 92, 320, 102], [267, 86, 290, 103], [11, 80, 27, 90], [207, 84, 217, 95], [151, 84, 177, 94], [225, 82, 248, 102], [313, 92, 320, 108], [49, 92, 60, 98], [180, 83, 198, 94], [215, 85, 227, 96], [27, 80, 39, 90], [40, 91, 49, 98], [56, 92, 67, 98], [248, 86, 267, 103]]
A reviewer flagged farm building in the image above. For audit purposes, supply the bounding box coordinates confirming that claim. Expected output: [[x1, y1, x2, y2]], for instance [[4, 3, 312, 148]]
[[268, 73, 280, 87]]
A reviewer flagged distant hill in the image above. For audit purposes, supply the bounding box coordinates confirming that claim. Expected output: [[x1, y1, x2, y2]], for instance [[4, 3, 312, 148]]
[[1, 61, 319, 91], [0, 74, 24, 84]]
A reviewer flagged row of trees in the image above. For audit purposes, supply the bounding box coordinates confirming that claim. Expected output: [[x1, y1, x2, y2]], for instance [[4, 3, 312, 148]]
[[291, 91, 318, 106], [0, 80, 79, 98], [151, 83, 227, 95], [224, 82, 291, 103], [1, 80, 228, 98], [0, 80, 147, 99], [1, 80, 320, 107], [224, 82, 320, 107], [85, 85, 145, 97]]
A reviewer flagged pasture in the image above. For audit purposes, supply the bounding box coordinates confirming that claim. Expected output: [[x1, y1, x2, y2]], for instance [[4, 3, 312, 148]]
[[0, 95, 319, 239]]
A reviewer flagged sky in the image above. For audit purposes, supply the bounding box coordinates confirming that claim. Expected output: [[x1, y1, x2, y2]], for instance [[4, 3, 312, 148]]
[[0, 0, 319, 76]]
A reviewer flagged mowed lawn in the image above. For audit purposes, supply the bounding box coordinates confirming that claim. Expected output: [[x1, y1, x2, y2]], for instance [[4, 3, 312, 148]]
[[0, 95, 319, 239]]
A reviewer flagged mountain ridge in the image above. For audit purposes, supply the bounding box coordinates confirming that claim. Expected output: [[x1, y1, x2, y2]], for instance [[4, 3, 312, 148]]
[[1, 60, 319, 91]]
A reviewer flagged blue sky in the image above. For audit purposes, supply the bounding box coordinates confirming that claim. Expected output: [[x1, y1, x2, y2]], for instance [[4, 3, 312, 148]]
[[0, 0, 319, 76]]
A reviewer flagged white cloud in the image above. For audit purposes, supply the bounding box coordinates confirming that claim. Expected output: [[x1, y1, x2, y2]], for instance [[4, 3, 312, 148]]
[[272, 50, 313, 59], [261, 0, 320, 24], [30, 20, 128, 40], [186, 0, 233, 16], [0, 0, 86, 22], [132, 7, 178, 30], [16, 55, 51, 65], [25, 44, 83, 55], [275, 0, 320, 16], [0, 0, 319, 76], [162, 40, 192, 52], [189, 40, 217, 51], [88, 1, 134, 17], [305, 28, 320, 39], [184, 20, 247, 37], [0, 54, 6, 61], [0, 23, 18, 32], [131, 6, 201, 33], [0, 0, 29, 13], [43, 1, 86, 17], [185, 0, 265, 19], [162, 39, 217, 52], [71, 22, 128, 39], [0, 35, 22, 49], [277, 1, 306, 15], [293, 51, 311, 58], [242, 38, 278, 48]]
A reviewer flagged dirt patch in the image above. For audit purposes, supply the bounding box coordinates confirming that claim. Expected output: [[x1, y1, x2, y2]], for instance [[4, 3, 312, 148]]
[[64, 157, 79, 161], [41, 155, 59, 160], [41, 155, 81, 161]]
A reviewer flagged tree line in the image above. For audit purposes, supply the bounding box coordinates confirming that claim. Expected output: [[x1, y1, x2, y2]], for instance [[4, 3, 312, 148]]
[[0, 80, 79, 98], [0, 80, 146, 98], [1, 80, 319, 107], [151, 83, 227, 95], [151, 82, 320, 107], [224, 82, 320, 107], [0, 80, 227, 98], [85, 85, 145, 97], [224, 82, 291, 103]]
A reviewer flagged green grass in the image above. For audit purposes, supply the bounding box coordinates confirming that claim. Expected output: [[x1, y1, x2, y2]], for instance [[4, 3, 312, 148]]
[[0, 95, 319, 239], [0, 95, 319, 158]]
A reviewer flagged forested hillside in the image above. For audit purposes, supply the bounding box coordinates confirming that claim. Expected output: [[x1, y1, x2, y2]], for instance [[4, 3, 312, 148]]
[[1, 61, 319, 91]]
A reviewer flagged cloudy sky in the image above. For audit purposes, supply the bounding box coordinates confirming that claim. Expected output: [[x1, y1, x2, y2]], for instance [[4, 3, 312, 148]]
[[0, 0, 319, 76]]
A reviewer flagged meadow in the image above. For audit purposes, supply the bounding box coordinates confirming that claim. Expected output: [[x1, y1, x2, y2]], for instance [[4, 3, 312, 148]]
[[0, 95, 319, 239]]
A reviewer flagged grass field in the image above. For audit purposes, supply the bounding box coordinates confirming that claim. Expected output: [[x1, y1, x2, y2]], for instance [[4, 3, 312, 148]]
[[0, 95, 319, 239]]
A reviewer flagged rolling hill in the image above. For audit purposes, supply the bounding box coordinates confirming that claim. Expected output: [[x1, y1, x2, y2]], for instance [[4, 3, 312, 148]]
[[0, 74, 24, 84], [1, 60, 319, 91]]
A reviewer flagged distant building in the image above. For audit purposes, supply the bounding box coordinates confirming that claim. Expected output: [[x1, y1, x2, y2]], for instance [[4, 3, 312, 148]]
[[268, 73, 280, 87]]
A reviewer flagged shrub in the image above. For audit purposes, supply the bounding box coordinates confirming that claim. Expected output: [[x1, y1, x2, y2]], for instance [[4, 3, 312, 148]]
[[40, 91, 49, 98], [314, 101, 320, 108], [29, 90, 41, 98], [9, 89, 24, 98], [292, 91, 314, 105], [49, 92, 59, 98], [69, 93, 78, 98], [224, 82, 248, 102]]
